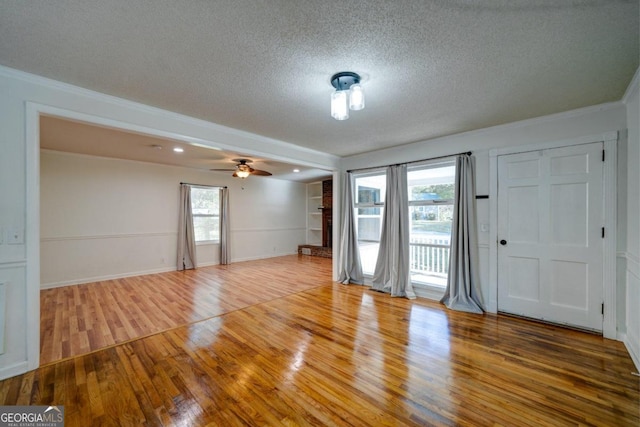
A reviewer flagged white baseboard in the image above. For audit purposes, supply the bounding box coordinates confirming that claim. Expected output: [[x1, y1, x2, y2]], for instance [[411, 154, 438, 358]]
[[623, 333, 640, 373], [40, 253, 300, 289], [197, 261, 221, 268], [231, 251, 298, 263], [0, 361, 29, 381], [40, 266, 177, 289]]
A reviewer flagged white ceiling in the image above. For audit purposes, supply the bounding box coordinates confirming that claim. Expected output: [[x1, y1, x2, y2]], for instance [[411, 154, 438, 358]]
[[1, 0, 638, 159], [39, 115, 332, 182]]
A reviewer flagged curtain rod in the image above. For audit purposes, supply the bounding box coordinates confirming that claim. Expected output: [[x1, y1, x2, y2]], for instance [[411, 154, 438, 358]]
[[180, 182, 227, 188], [346, 151, 472, 174]]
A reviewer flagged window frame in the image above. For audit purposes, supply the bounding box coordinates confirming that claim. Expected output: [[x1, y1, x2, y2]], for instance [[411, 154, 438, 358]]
[[407, 159, 457, 288], [352, 169, 386, 276], [190, 186, 221, 245], [353, 169, 386, 244], [350, 160, 457, 286]]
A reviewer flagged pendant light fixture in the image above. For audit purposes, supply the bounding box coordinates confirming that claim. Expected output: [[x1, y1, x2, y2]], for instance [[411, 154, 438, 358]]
[[330, 72, 365, 120]]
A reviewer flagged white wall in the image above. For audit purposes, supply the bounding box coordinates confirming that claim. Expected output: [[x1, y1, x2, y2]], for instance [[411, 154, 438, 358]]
[[0, 65, 339, 380], [623, 71, 640, 370], [40, 150, 307, 288], [342, 102, 628, 332]]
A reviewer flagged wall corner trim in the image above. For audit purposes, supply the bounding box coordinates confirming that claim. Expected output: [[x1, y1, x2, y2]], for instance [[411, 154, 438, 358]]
[[623, 334, 640, 373], [622, 67, 640, 105]]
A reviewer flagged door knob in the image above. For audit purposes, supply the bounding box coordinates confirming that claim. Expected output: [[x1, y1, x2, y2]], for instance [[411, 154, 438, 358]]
[[500, 239, 507, 246]]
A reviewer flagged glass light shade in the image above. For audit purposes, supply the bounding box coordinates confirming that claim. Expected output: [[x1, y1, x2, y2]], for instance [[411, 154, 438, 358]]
[[349, 84, 365, 111], [236, 170, 250, 178], [331, 90, 349, 120]]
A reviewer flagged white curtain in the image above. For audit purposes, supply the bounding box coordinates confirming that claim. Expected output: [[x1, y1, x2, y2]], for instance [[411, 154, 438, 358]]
[[338, 172, 364, 284], [441, 154, 484, 313], [220, 186, 231, 265], [372, 164, 416, 299], [177, 183, 197, 270]]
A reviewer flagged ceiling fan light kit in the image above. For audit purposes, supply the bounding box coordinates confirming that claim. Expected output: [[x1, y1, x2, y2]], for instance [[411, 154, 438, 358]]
[[330, 72, 365, 120], [211, 158, 272, 179], [235, 168, 251, 179]]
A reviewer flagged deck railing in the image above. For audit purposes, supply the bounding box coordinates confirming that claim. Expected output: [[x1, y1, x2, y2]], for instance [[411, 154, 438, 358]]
[[409, 237, 450, 276]]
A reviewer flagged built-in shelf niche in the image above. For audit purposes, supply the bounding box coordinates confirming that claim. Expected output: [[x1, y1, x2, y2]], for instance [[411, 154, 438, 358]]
[[306, 181, 322, 246], [306, 179, 332, 250]]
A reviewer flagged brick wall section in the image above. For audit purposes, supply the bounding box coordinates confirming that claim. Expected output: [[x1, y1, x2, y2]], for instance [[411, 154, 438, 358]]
[[322, 179, 333, 247], [298, 245, 332, 258], [322, 179, 332, 208], [300, 179, 334, 257]]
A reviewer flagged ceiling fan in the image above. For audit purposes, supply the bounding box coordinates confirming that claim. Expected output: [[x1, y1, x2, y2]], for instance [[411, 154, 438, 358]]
[[211, 158, 272, 178]]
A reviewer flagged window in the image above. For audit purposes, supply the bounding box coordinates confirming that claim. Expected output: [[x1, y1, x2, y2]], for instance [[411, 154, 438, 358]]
[[190, 186, 220, 243], [351, 161, 456, 287], [408, 161, 456, 287], [353, 171, 386, 275]]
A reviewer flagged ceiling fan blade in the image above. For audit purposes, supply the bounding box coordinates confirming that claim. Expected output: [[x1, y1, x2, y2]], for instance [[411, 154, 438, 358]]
[[251, 169, 272, 176], [232, 171, 239, 177]]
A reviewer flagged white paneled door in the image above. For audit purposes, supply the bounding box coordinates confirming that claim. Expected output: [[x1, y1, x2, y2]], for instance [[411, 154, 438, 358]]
[[497, 142, 604, 331]]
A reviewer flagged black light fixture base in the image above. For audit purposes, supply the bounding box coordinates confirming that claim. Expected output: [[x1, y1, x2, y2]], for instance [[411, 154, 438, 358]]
[[331, 72, 361, 91]]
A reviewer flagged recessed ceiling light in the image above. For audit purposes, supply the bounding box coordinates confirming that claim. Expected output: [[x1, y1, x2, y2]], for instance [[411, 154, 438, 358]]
[[293, 169, 300, 173], [173, 147, 184, 153]]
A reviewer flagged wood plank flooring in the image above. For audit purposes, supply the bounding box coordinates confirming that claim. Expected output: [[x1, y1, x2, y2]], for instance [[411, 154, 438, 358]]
[[40, 255, 331, 365], [8, 255, 637, 425]]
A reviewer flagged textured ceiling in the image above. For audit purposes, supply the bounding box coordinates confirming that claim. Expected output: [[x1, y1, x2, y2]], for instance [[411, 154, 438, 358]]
[[1, 1, 638, 157]]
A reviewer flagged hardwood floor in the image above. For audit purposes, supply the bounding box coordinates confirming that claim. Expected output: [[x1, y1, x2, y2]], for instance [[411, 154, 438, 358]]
[[7, 255, 637, 425], [40, 255, 331, 365]]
